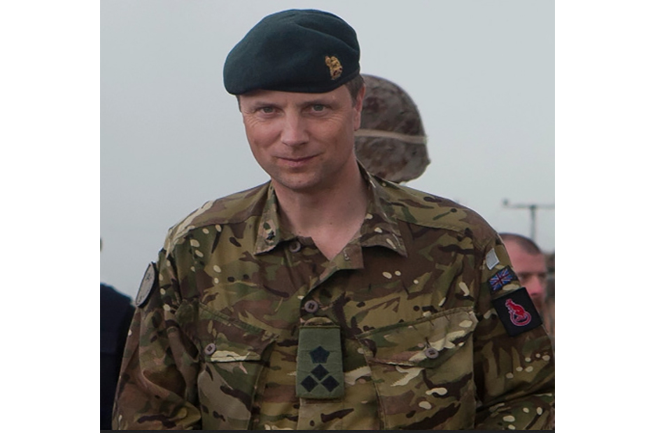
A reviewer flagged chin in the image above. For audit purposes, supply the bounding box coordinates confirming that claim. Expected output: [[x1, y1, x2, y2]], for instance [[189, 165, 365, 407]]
[[273, 173, 326, 193]]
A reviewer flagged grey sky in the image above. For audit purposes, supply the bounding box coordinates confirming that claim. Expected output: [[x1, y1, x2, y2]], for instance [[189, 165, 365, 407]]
[[101, 0, 554, 299]]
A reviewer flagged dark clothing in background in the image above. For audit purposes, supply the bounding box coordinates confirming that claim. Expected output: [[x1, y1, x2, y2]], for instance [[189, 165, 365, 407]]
[[101, 284, 135, 430]]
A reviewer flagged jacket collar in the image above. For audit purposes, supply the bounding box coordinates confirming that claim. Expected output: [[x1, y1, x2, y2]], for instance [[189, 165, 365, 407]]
[[254, 164, 407, 257]]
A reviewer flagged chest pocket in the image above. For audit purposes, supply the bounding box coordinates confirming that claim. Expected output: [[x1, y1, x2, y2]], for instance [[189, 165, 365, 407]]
[[194, 303, 277, 430], [355, 307, 479, 430]]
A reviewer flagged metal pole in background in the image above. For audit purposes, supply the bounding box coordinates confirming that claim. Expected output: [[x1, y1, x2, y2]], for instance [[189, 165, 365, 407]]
[[502, 199, 555, 242]]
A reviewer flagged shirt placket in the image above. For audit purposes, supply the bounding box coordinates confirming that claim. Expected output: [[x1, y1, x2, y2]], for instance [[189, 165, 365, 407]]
[[289, 239, 364, 429]]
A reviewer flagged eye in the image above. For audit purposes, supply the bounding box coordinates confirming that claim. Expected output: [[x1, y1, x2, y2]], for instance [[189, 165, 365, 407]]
[[260, 106, 276, 114], [311, 104, 326, 112]]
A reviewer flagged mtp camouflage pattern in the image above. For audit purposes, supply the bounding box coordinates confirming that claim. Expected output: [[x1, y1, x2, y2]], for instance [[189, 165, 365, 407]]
[[113, 167, 554, 430], [355, 74, 430, 183]]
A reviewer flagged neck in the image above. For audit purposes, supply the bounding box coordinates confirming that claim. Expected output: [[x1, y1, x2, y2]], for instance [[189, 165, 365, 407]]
[[273, 164, 368, 259]]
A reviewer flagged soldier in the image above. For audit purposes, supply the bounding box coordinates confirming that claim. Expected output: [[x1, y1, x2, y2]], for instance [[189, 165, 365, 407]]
[[355, 74, 430, 183], [113, 9, 554, 430]]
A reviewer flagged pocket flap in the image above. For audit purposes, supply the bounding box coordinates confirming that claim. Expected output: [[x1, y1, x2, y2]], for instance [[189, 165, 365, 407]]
[[356, 307, 478, 367], [195, 303, 277, 363]]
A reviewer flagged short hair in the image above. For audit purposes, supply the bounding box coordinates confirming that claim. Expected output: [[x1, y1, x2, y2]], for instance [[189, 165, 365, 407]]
[[499, 232, 543, 255], [344, 73, 365, 102]]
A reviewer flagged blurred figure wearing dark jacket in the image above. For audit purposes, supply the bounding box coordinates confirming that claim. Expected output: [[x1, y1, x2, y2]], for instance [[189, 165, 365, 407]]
[[101, 283, 135, 430]]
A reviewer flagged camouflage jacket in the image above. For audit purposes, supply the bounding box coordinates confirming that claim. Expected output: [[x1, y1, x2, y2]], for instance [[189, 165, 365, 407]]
[[113, 170, 555, 430]]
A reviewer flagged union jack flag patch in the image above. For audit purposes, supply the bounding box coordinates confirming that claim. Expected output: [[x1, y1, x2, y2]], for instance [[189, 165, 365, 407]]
[[489, 267, 516, 292]]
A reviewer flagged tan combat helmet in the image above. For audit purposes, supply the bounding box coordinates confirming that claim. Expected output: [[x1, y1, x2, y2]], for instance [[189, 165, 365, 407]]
[[355, 74, 430, 183]]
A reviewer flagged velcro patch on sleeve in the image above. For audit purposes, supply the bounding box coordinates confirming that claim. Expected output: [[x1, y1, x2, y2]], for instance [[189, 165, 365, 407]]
[[485, 248, 500, 270], [492, 287, 543, 337]]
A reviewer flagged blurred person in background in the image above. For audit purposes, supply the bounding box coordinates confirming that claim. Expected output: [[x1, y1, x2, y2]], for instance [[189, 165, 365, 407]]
[[101, 239, 135, 430], [354, 74, 429, 184]]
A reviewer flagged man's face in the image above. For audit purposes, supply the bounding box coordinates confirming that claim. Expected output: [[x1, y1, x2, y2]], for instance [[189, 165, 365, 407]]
[[504, 241, 548, 313], [238, 84, 364, 194]]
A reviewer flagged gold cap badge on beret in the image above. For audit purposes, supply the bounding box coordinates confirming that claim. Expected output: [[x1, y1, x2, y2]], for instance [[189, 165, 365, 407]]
[[325, 56, 343, 80]]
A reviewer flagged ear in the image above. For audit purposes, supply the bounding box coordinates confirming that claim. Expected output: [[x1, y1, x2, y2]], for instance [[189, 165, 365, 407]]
[[353, 85, 366, 130]]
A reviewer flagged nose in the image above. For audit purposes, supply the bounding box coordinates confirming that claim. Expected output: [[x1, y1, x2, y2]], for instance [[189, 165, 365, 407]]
[[281, 112, 308, 147], [526, 276, 546, 308]]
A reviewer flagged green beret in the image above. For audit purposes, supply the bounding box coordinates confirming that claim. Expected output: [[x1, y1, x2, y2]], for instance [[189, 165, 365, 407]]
[[223, 9, 360, 95]]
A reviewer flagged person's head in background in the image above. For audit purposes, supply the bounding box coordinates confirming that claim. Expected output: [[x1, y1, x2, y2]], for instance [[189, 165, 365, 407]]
[[354, 74, 430, 183], [500, 233, 548, 314]]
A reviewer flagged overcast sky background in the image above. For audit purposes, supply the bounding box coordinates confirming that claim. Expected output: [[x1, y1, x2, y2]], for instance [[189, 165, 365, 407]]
[[101, 0, 554, 299]]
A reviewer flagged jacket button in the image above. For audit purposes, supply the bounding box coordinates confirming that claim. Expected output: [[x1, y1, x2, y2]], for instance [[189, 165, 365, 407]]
[[289, 241, 302, 253], [304, 300, 319, 313], [204, 343, 217, 355], [424, 347, 439, 359]]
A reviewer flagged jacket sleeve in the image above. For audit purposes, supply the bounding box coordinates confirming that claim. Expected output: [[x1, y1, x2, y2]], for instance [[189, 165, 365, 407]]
[[473, 239, 555, 430], [112, 248, 202, 430]]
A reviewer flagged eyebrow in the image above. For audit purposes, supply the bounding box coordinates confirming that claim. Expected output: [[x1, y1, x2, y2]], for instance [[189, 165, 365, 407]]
[[244, 99, 276, 108], [300, 97, 336, 107], [240, 101, 278, 113], [242, 96, 336, 112]]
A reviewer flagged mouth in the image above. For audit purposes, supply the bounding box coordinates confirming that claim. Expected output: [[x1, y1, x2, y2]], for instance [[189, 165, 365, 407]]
[[276, 155, 317, 167]]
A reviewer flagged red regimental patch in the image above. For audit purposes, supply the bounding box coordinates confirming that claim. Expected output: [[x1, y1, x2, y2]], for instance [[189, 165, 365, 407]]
[[492, 288, 542, 337], [505, 299, 532, 326]]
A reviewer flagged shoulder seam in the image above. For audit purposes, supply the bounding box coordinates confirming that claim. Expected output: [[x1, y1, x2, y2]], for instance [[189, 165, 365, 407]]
[[164, 182, 269, 251]]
